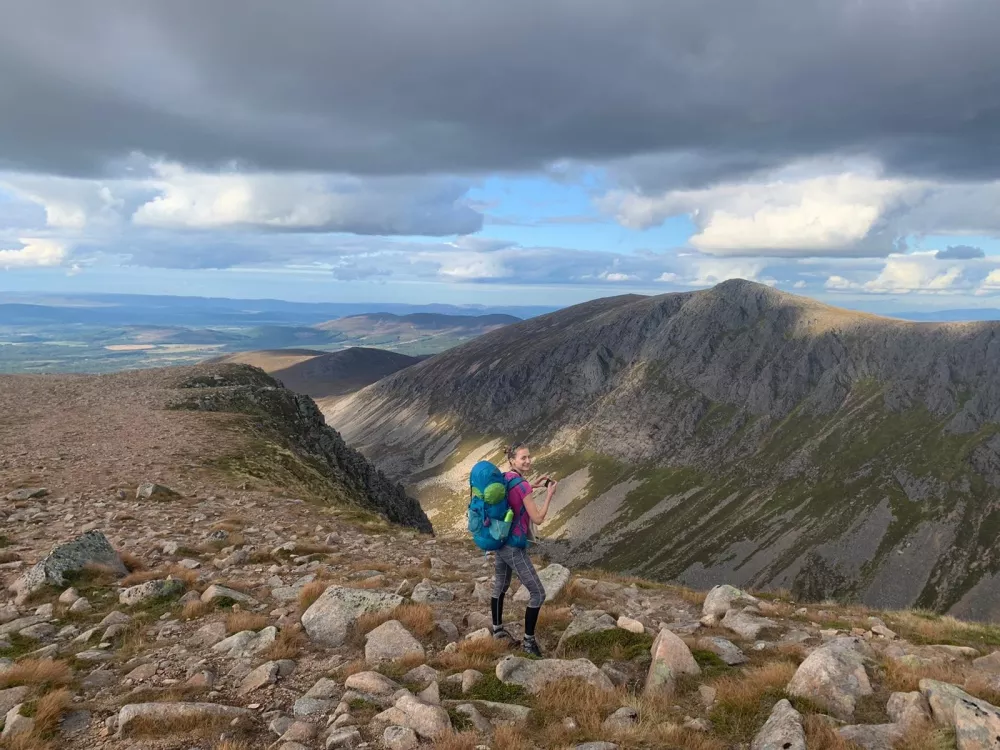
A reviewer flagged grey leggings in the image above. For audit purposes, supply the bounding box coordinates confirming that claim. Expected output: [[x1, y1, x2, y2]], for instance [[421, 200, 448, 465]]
[[492, 545, 546, 608]]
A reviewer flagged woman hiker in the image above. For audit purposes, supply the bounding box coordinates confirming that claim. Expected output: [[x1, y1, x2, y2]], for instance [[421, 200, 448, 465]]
[[490, 442, 558, 657]]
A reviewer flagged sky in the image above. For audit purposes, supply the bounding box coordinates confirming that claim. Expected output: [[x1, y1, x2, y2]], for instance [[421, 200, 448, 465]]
[[4, 1, 1000, 312]]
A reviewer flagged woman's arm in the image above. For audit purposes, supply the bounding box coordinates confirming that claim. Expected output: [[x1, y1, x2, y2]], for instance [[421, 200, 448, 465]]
[[523, 481, 558, 524]]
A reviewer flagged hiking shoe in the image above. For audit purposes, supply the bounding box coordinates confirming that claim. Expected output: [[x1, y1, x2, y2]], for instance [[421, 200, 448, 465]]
[[492, 626, 515, 643], [522, 636, 543, 658]]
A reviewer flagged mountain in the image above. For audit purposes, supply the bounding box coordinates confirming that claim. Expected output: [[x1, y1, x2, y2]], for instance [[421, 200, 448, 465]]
[[213, 346, 422, 399], [327, 279, 1000, 618]]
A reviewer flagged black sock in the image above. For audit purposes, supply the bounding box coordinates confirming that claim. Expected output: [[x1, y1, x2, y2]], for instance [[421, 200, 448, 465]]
[[491, 594, 506, 629], [524, 606, 541, 638]]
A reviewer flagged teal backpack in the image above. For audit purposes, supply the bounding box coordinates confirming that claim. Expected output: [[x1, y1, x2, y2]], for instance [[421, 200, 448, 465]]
[[468, 460, 528, 551]]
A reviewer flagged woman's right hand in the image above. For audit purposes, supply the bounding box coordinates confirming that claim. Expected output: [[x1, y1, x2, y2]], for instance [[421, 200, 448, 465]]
[[546, 480, 558, 496]]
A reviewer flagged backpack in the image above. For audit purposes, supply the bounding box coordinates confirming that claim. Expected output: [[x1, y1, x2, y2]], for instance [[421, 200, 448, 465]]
[[467, 460, 528, 551]]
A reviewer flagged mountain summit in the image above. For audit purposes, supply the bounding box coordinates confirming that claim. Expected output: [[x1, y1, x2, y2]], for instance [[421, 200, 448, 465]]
[[328, 280, 1000, 618]]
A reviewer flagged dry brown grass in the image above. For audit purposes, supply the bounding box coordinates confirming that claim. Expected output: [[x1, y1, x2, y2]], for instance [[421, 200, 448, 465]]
[[709, 660, 798, 743], [530, 678, 621, 742], [0, 659, 72, 689], [213, 741, 254, 750], [80, 562, 123, 586], [491, 726, 534, 750], [892, 724, 958, 750], [882, 657, 967, 693], [181, 600, 212, 620], [118, 550, 146, 572], [432, 637, 510, 672], [803, 714, 859, 750], [296, 580, 328, 612], [125, 684, 210, 703], [121, 564, 198, 588], [338, 659, 368, 679], [260, 627, 306, 661], [537, 606, 574, 631], [430, 731, 480, 750], [353, 603, 437, 641], [552, 578, 602, 607], [886, 610, 1000, 651], [353, 576, 385, 589], [0, 550, 22, 563], [963, 672, 1000, 706], [226, 611, 269, 634], [210, 519, 243, 533], [28, 687, 71, 739], [121, 713, 246, 738]]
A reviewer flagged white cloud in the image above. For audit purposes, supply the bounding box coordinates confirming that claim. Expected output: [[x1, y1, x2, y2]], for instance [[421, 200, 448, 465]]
[[823, 251, 1000, 295], [0, 238, 68, 269], [2, 159, 482, 237], [132, 162, 480, 235], [2, 174, 129, 229]]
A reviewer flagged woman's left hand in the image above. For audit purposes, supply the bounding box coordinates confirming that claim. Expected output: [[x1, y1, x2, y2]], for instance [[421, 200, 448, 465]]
[[531, 475, 551, 489]]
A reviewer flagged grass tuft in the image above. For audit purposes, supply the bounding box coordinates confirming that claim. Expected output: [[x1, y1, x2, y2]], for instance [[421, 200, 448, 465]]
[[559, 628, 654, 663], [260, 627, 306, 661], [226, 611, 269, 634], [0, 659, 73, 690]]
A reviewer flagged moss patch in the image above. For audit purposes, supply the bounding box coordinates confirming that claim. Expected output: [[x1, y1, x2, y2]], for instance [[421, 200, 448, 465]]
[[559, 628, 654, 665]]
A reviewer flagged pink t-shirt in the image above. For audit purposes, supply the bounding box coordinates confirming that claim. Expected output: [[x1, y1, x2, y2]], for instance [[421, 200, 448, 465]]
[[504, 471, 533, 539]]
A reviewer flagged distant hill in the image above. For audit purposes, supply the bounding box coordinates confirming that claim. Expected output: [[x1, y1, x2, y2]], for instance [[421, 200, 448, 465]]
[[315, 312, 519, 339], [329, 279, 1000, 619], [213, 347, 422, 399]]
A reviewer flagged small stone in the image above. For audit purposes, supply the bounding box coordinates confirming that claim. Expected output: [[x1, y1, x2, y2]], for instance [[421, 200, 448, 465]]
[[512, 563, 572, 602], [411, 579, 454, 604], [496, 655, 614, 694], [417, 681, 440, 705], [617, 616, 645, 634], [1, 706, 34, 739], [125, 663, 158, 682], [699, 684, 718, 707], [135, 482, 178, 501], [239, 661, 279, 695], [644, 627, 701, 697], [293, 696, 332, 716], [58, 588, 80, 605], [602, 706, 639, 730], [325, 727, 363, 748], [201, 584, 257, 606], [461, 669, 483, 693], [119, 578, 185, 606], [69, 597, 93, 614]]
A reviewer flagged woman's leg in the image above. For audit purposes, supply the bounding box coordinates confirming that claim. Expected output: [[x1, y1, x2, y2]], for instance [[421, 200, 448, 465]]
[[491, 549, 514, 638], [507, 547, 546, 655]]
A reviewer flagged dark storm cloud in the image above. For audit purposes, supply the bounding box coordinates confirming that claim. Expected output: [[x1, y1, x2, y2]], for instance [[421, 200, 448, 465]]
[[3, 0, 1000, 184], [936, 245, 987, 260]]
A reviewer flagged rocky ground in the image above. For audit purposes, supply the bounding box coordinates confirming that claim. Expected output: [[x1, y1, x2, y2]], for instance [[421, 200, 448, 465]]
[[4, 478, 1000, 750]]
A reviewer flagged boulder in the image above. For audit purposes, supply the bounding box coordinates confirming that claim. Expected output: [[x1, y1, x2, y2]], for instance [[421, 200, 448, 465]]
[[325, 727, 363, 748], [0, 686, 30, 721], [721, 608, 777, 639], [200, 584, 257, 606], [787, 637, 874, 720], [135, 482, 179, 500], [344, 671, 401, 696], [602, 706, 639, 730], [116, 702, 252, 736], [837, 724, 902, 750], [10, 531, 127, 603], [616, 616, 645, 634], [1, 706, 33, 739], [373, 694, 451, 739], [239, 661, 280, 695], [887, 691, 931, 730], [119, 578, 185, 606], [695, 636, 748, 665], [703, 584, 761, 618], [920, 677, 1000, 750], [411, 580, 454, 604], [750, 699, 806, 750], [513, 563, 571, 602], [556, 610, 617, 651], [383, 725, 419, 750], [364, 620, 425, 664], [496, 655, 614, 694], [301, 586, 404, 647], [644, 627, 701, 697], [211, 627, 277, 658], [5, 488, 48, 501]]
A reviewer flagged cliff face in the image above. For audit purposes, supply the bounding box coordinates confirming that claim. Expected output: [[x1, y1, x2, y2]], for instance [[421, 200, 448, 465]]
[[325, 280, 1000, 616], [173, 365, 432, 534]]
